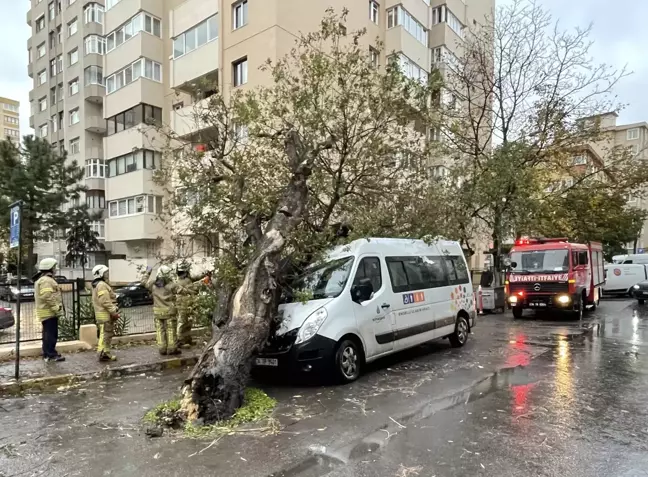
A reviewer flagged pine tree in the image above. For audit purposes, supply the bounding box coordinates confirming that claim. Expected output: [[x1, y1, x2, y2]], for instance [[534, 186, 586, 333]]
[[65, 206, 105, 280]]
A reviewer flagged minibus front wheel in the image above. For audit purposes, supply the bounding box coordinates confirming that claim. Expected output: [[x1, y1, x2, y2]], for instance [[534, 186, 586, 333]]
[[334, 338, 363, 383], [449, 314, 470, 348]]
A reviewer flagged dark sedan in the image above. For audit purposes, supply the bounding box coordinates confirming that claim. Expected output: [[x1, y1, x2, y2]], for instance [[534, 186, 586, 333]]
[[115, 282, 153, 308], [0, 279, 35, 302], [633, 281, 648, 304], [0, 307, 14, 330]]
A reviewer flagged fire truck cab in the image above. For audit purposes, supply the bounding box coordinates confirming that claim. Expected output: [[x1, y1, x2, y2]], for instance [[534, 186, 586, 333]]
[[506, 238, 605, 319]]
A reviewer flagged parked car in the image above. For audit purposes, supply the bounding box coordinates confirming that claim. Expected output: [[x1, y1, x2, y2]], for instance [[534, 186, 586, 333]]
[[0, 278, 35, 302], [115, 282, 153, 308], [54, 275, 71, 284], [0, 307, 14, 330]]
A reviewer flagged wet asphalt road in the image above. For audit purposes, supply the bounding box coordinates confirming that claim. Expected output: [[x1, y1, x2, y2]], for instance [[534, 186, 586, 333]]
[[1, 298, 648, 477]]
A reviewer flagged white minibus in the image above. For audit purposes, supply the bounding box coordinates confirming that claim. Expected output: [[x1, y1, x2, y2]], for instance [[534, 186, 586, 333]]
[[254, 238, 476, 382]]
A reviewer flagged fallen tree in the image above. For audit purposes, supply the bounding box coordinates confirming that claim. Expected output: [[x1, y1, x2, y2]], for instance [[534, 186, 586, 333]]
[[164, 10, 442, 423]]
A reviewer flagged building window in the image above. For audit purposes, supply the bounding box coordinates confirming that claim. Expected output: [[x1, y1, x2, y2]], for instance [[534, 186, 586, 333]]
[[38, 70, 47, 85], [4, 116, 19, 125], [431, 5, 463, 37], [108, 194, 162, 217], [630, 144, 640, 156], [68, 49, 79, 65], [69, 78, 79, 96], [105, 0, 122, 11], [69, 108, 80, 125], [233, 0, 248, 30], [572, 155, 587, 165], [48, 1, 55, 20], [85, 159, 107, 178], [105, 58, 162, 94], [106, 104, 162, 136], [386, 6, 428, 46], [39, 96, 47, 112], [36, 15, 46, 32], [86, 192, 106, 211], [68, 18, 78, 37], [37, 42, 46, 58], [627, 128, 639, 140], [84, 3, 104, 24], [84, 35, 106, 55], [172, 14, 219, 59], [370, 1, 379, 24], [40, 124, 49, 138], [397, 54, 428, 83], [89, 220, 105, 239], [106, 12, 161, 53], [50, 114, 58, 132], [369, 47, 379, 68], [233, 57, 248, 87], [107, 149, 160, 177], [50, 58, 57, 76], [84, 65, 104, 86], [58, 83, 64, 102], [3, 103, 19, 113], [57, 54, 63, 73], [4, 129, 19, 138], [69, 137, 80, 154]]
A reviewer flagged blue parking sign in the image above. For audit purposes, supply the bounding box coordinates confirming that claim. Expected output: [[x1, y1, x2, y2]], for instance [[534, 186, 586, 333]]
[[9, 205, 20, 249]]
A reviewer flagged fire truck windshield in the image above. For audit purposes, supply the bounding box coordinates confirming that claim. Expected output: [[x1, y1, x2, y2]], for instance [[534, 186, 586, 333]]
[[510, 249, 569, 273]]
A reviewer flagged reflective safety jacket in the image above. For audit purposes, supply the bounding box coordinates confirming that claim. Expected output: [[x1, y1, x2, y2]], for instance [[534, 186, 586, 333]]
[[142, 274, 178, 319], [92, 279, 118, 323], [35, 275, 63, 322]]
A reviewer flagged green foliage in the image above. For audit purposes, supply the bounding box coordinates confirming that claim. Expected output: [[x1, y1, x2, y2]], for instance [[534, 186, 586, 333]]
[[176, 287, 218, 329], [143, 398, 183, 428], [156, 8, 443, 295], [65, 206, 105, 271], [0, 137, 86, 273], [113, 313, 131, 337], [58, 314, 77, 341], [184, 388, 277, 437]]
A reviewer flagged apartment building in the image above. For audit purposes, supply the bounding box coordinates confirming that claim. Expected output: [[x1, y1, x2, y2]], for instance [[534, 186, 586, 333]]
[[586, 112, 648, 252], [27, 0, 493, 282], [0, 97, 21, 143], [27, 0, 109, 278]]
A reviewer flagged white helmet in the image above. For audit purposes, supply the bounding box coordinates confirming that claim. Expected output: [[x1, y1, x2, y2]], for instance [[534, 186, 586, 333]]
[[157, 265, 172, 278], [38, 258, 58, 272], [92, 264, 109, 279]]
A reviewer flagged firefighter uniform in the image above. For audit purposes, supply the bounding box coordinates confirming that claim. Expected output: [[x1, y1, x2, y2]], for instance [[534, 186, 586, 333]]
[[92, 269, 120, 361], [35, 258, 65, 362], [176, 275, 195, 347], [143, 266, 180, 355]]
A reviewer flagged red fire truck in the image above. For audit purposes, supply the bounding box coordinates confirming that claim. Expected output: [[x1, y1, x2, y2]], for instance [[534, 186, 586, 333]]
[[505, 238, 605, 319]]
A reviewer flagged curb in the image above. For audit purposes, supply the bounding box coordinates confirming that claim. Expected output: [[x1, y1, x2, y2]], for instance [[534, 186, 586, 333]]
[[0, 355, 198, 397]]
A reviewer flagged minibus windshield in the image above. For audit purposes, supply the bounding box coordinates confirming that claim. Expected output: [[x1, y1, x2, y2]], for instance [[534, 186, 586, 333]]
[[282, 256, 354, 303]]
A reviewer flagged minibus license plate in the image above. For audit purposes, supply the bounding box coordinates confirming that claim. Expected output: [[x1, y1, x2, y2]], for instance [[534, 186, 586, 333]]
[[529, 302, 546, 308], [256, 358, 278, 367]]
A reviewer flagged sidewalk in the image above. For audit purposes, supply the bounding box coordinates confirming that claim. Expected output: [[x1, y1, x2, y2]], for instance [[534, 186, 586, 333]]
[[0, 343, 200, 394]]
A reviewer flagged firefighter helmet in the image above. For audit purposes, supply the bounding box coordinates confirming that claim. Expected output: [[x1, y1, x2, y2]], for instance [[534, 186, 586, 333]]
[[92, 265, 109, 279], [38, 258, 58, 272]]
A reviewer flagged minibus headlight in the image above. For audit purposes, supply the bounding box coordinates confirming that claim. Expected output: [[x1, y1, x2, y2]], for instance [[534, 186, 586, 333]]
[[296, 308, 328, 344]]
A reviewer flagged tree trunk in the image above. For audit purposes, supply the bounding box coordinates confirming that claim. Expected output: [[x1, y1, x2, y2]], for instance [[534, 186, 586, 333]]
[[181, 132, 326, 424]]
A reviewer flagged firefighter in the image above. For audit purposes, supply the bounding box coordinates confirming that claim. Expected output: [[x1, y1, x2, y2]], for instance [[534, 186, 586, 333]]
[[176, 262, 196, 348], [142, 265, 180, 355], [34, 258, 65, 362], [91, 265, 120, 362]]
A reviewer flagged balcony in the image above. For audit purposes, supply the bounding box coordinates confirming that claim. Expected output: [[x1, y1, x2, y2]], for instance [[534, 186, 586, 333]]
[[104, 124, 166, 160], [105, 168, 161, 201], [171, 38, 219, 90], [104, 0, 165, 34], [386, 0, 429, 27], [108, 258, 157, 284], [171, 97, 214, 138], [28, 63, 33, 78], [84, 84, 105, 104], [85, 114, 107, 134], [106, 214, 163, 242], [26, 9, 32, 26], [385, 27, 431, 73], [29, 115, 34, 129], [85, 177, 106, 191], [104, 78, 164, 118]]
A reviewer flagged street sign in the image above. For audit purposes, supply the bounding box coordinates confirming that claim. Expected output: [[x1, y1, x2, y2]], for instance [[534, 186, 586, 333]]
[[9, 204, 20, 249]]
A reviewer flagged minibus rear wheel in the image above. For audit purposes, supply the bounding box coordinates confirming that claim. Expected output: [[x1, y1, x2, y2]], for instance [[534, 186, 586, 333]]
[[449, 314, 469, 348]]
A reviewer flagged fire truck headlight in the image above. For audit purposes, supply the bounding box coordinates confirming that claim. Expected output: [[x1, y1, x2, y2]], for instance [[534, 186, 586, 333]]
[[557, 295, 571, 305], [508, 295, 518, 304], [633, 284, 640, 290]]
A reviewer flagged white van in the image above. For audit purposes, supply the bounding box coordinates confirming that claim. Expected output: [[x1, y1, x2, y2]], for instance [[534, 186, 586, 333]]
[[613, 254, 648, 265], [602, 263, 648, 296], [254, 238, 476, 382]]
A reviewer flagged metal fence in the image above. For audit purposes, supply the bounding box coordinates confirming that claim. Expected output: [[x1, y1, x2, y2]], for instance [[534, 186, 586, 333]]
[[0, 280, 156, 345]]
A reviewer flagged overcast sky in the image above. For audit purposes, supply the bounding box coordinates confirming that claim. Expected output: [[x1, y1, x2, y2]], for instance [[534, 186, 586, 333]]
[[1, 0, 646, 136]]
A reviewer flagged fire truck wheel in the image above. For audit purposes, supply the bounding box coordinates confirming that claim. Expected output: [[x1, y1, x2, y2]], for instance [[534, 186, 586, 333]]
[[573, 294, 584, 320], [512, 307, 523, 319]]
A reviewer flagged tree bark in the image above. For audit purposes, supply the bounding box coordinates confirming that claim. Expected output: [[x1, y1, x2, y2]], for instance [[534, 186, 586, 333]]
[[181, 132, 328, 424]]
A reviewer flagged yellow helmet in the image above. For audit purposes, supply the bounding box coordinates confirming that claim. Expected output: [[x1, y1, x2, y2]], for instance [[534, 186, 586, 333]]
[[38, 258, 58, 272]]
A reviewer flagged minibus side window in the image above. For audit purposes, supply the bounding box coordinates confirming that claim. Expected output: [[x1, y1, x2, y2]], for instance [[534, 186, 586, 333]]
[[353, 257, 382, 293], [443, 256, 470, 285], [386, 260, 409, 293], [424, 257, 448, 288]]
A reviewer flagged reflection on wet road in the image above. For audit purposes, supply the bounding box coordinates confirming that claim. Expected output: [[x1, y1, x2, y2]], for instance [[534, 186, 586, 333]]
[[2, 298, 648, 477]]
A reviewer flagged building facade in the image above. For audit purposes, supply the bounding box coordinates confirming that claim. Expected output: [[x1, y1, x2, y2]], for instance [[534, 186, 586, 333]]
[[0, 97, 21, 143], [27, 0, 494, 282]]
